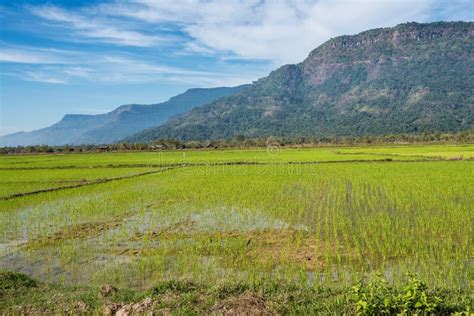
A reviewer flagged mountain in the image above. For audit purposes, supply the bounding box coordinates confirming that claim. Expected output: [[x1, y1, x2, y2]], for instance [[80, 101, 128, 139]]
[[126, 22, 474, 142], [0, 86, 246, 146]]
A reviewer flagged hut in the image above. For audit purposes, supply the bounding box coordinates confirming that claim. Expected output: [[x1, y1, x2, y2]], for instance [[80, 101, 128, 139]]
[[149, 145, 165, 151]]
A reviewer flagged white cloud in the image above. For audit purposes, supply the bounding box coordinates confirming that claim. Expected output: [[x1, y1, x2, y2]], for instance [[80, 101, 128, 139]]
[[0, 46, 259, 86], [0, 48, 68, 64], [22, 66, 95, 84], [23, 71, 68, 84], [99, 0, 472, 65], [28, 5, 165, 47], [62, 66, 94, 78], [0, 45, 94, 65], [94, 56, 257, 86], [0, 50, 50, 64], [5, 0, 473, 85]]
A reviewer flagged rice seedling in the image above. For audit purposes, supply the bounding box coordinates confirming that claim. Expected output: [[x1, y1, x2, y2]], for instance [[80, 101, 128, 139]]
[[0, 145, 472, 313]]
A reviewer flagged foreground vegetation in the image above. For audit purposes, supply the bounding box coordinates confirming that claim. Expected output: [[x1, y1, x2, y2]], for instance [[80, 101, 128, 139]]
[[0, 144, 472, 313], [1, 270, 471, 314]]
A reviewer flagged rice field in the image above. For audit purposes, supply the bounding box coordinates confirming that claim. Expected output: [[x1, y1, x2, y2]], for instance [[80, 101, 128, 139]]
[[0, 144, 473, 313]]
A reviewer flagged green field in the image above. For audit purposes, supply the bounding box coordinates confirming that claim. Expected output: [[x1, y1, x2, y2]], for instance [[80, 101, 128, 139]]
[[1, 145, 473, 314]]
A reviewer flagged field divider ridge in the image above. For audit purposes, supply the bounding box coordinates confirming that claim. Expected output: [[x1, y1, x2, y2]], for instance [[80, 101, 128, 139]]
[[0, 166, 179, 201], [0, 156, 450, 171]]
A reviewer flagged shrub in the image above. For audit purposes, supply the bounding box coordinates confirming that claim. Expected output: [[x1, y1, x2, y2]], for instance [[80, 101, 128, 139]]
[[353, 273, 443, 315], [0, 271, 37, 290]]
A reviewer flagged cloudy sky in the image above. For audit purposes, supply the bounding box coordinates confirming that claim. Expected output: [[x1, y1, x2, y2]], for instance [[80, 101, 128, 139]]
[[1, 0, 473, 136]]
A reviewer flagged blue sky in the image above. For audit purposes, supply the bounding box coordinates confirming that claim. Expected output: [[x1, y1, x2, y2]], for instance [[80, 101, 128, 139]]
[[1, 0, 473, 136]]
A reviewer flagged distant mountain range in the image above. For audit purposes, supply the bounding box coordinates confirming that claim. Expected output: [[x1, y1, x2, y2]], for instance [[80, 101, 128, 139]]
[[0, 86, 246, 146], [1, 22, 473, 146], [126, 22, 474, 142]]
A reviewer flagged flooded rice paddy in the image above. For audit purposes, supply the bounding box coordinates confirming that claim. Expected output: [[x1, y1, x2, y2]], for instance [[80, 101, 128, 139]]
[[1, 146, 472, 292]]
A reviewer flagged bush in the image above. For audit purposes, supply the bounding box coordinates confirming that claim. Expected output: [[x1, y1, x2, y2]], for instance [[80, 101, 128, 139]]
[[0, 271, 37, 290], [353, 273, 443, 315]]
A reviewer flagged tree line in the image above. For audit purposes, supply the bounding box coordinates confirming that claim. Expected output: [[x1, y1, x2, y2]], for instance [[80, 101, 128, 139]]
[[1, 130, 472, 154]]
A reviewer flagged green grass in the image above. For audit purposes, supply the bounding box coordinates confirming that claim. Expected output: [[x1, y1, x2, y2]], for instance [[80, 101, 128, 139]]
[[0, 144, 472, 313], [0, 145, 435, 169], [1, 270, 470, 314], [335, 144, 474, 159], [0, 167, 151, 198]]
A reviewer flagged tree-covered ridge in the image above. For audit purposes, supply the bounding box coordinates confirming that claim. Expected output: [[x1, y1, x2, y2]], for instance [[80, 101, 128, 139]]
[[127, 22, 474, 142]]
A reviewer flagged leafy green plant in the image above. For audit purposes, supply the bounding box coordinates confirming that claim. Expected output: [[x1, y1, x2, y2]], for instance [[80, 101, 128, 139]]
[[353, 273, 445, 315], [353, 273, 398, 314], [399, 273, 440, 313], [0, 271, 37, 291]]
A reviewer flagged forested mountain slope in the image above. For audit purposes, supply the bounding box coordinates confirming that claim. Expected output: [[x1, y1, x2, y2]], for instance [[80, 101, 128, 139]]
[[127, 22, 473, 142]]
